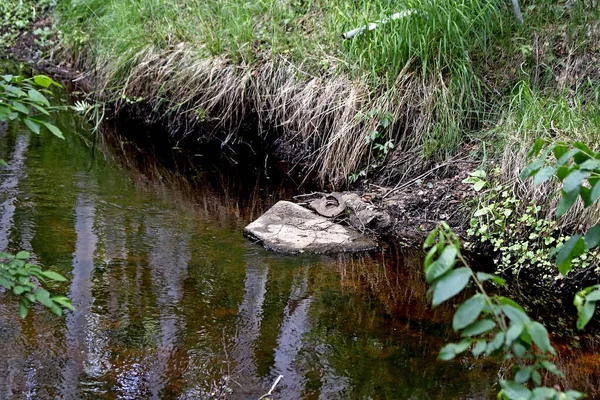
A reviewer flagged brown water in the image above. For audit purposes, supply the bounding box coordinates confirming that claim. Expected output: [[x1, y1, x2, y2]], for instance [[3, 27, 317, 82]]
[[0, 88, 599, 399]]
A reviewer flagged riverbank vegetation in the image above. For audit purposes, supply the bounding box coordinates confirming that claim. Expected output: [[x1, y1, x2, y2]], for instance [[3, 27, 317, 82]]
[[52, 1, 598, 206], [48, 0, 600, 279]]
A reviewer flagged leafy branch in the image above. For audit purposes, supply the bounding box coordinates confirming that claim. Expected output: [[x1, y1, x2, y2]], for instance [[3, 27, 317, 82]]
[[424, 223, 582, 400], [522, 139, 600, 329], [0, 251, 74, 318], [0, 74, 65, 139], [1, 73, 73, 318]]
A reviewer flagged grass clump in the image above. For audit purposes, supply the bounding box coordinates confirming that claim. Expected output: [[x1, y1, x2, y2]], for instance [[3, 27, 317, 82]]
[[55, 0, 513, 185]]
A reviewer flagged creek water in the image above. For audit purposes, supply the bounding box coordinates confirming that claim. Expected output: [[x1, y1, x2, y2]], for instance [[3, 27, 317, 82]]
[[0, 87, 598, 400]]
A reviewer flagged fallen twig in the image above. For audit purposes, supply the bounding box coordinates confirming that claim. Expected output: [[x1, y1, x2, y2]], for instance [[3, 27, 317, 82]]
[[258, 375, 284, 399], [382, 156, 471, 200]]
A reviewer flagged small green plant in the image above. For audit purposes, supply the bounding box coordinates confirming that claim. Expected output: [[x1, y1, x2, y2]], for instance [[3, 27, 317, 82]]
[[0, 1, 36, 49], [462, 169, 487, 192], [33, 26, 55, 49], [465, 180, 598, 279], [0, 251, 74, 318], [424, 223, 582, 400]]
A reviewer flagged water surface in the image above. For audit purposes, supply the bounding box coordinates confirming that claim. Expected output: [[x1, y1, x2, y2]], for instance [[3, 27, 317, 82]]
[[0, 90, 598, 400]]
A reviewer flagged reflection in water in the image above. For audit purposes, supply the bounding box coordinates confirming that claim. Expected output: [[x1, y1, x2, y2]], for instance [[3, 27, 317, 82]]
[[233, 261, 268, 385], [0, 134, 29, 250], [270, 269, 313, 399], [0, 105, 599, 399], [60, 192, 104, 396]]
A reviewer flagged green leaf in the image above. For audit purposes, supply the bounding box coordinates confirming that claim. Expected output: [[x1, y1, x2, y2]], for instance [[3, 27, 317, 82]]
[[565, 390, 584, 400], [520, 159, 544, 179], [499, 380, 531, 400], [27, 88, 50, 106], [485, 331, 505, 354], [472, 340, 487, 356], [513, 343, 526, 358], [52, 296, 76, 311], [505, 321, 523, 346], [460, 319, 496, 337], [438, 339, 471, 360], [531, 370, 542, 385], [585, 290, 600, 302], [476, 272, 506, 285], [424, 227, 438, 249], [579, 159, 600, 171], [556, 149, 581, 167], [49, 303, 63, 316], [563, 170, 590, 193], [29, 102, 50, 115], [11, 100, 29, 115], [541, 360, 563, 377], [527, 321, 555, 355], [3, 84, 27, 97], [23, 118, 41, 134], [33, 75, 62, 88], [497, 297, 526, 313], [19, 300, 29, 318], [473, 180, 486, 191], [526, 139, 545, 159], [453, 294, 485, 331], [553, 143, 568, 160], [425, 246, 457, 283], [439, 344, 457, 360], [556, 188, 578, 218], [15, 251, 30, 260], [531, 388, 557, 400], [533, 167, 556, 185], [432, 267, 471, 307], [34, 288, 54, 308], [41, 122, 65, 139], [0, 277, 12, 288], [556, 235, 586, 275], [41, 270, 67, 282], [514, 366, 532, 383], [576, 300, 596, 330], [13, 285, 28, 295], [591, 179, 600, 204], [501, 304, 530, 324], [584, 224, 600, 250]]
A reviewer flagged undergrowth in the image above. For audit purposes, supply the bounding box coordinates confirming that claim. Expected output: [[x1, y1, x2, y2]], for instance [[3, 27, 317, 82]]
[[465, 177, 600, 280]]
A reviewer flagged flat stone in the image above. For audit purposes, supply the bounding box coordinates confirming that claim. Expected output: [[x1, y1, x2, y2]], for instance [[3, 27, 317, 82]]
[[244, 201, 377, 254]]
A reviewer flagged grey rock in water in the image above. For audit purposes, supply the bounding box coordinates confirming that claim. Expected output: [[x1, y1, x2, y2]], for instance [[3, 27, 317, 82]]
[[244, 201, 377, 254]]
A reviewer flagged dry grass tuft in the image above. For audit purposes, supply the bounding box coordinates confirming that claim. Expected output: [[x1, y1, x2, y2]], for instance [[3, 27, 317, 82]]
[[77, 44, 460, 186]]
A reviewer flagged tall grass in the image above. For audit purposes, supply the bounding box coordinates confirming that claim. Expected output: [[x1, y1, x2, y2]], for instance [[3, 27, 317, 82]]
[[56, 0, 514, 184], [54, 0, 599, 191]]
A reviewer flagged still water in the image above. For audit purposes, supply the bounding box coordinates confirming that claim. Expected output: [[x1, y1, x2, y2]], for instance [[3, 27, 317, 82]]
[[0, 92, 598, 399]]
